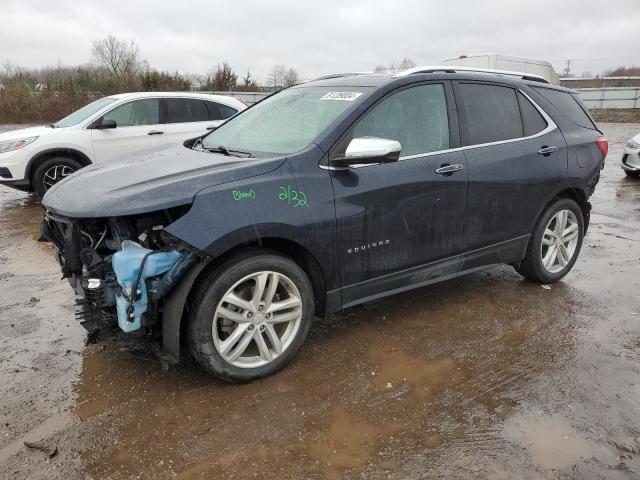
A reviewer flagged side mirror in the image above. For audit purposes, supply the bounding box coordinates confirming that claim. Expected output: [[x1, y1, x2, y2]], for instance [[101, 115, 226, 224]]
[[93, 119, 117, 130], [330, 137, 401, 168]]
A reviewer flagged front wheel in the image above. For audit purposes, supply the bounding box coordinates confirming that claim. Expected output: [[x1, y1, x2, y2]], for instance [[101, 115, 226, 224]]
[[33, 156, 82, 199], [624, 169, 640, 178], [188, 252, 314, 382], [515, 198, 585, 283]]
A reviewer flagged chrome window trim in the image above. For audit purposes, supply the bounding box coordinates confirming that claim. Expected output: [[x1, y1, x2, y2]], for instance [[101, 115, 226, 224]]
[[321, 88, 556, 170], [399, 89, 556, 161]]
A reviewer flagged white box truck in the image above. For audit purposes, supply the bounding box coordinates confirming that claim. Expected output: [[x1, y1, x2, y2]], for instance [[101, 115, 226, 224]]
[[440, 53, 560, 84]]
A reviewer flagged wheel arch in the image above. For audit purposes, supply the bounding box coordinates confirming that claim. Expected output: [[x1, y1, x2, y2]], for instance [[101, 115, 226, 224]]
[[532, 187, 591, 234], [162, 237, 329, 363], [26, 148, 92, 188], [191, 239, 328, 318]]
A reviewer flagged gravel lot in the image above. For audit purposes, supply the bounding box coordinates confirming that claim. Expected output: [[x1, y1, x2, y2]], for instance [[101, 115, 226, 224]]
[[0, 123, 639, 479]]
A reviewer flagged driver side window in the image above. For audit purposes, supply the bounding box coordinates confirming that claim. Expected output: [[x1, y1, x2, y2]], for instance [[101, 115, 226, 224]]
[[352, 84, 450, 157], [101, 99, 160, 127]]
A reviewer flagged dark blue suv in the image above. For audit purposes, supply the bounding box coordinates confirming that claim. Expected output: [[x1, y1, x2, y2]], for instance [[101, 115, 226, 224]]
[[41, 67, 608, 382]]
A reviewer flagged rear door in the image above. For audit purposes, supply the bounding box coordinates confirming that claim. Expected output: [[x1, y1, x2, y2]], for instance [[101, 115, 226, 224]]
[[453, 81, 568, 265], [91, 98, 165, 163], [329, 82, 469, 305], [162, 97, 217, 144]]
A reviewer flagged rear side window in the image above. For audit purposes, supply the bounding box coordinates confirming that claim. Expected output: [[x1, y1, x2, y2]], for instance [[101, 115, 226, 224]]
[[206, 101, 238, 120], [517, 92, 547, 136], [164, 98, 209, 123], [351, 83, 449, 157], [457, 83, 523, 145], [532, 87, 596, 130]]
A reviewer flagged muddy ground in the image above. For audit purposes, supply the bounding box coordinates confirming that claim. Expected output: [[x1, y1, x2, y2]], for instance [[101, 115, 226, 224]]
[[0, 123, 639, 479]]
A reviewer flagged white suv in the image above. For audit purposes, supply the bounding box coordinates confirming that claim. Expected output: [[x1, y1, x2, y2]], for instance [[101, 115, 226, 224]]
[[0, 92, 246, 198]]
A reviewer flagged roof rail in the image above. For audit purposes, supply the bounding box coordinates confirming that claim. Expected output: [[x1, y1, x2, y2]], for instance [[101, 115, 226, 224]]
[[308, 72, 373, 82], [394, 65, 550, 84]]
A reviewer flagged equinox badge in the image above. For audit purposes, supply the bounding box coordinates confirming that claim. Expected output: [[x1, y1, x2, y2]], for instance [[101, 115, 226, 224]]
[[348, 239, 390, 254]]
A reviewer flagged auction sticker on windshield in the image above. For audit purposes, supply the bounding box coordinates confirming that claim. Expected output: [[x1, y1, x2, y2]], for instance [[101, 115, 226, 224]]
[[320, 92, 363, 101]]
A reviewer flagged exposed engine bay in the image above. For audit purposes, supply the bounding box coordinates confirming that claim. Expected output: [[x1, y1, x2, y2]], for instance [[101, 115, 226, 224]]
[[40, 205, 200, 336]]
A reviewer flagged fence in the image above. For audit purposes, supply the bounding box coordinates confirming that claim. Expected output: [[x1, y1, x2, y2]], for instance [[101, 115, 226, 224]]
[[574, 87, 640, 109]]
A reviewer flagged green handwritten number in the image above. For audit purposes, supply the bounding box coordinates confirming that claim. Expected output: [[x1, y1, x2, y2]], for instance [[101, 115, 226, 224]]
[[278, 185, 309, 208], [295, 191, 308, 208]]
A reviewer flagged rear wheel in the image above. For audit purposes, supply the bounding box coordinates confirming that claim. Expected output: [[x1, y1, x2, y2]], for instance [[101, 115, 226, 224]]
[[515, 198, 584, 283], [188, 252, 314, 382], [33, 156, 82, 199]]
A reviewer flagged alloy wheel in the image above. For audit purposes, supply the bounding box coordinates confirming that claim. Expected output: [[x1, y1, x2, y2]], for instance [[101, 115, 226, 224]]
[[42, 164, 76, 190], [540, 209, 580, 274], [212, 271, 303, 368]]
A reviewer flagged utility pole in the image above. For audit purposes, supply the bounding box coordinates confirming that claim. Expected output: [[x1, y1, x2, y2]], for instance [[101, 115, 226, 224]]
[[563, 59, 572, 77]]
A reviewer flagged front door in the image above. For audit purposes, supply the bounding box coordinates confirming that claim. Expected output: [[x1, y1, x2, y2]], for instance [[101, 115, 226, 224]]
[[328, 82, 469, 306], [91, 98, 166, 163]]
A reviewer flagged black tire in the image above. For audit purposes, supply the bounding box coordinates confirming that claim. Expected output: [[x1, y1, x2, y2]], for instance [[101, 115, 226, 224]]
[[188, 251, 314, 383], [33, 156, 82, 199], [515, 198, 585, 283], [624, 169, 640, 178]]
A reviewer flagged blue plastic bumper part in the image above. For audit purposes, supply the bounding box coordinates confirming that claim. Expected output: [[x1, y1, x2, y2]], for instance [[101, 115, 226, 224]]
[[112, 240, 184, 332]]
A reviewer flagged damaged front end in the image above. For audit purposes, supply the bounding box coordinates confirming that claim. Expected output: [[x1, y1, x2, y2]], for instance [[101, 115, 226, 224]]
[[40, 206, 202, 341]]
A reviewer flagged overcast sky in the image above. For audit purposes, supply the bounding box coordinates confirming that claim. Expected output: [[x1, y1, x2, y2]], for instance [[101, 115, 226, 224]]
[[1, 0, 639, 82]]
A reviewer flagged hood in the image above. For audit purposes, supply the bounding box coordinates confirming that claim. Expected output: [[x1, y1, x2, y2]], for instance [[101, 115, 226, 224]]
[[0, 125, 67, 142], [43, 143, 286, 218]]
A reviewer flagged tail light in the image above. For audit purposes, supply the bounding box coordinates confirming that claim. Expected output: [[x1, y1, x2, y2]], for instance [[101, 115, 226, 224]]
[[596, 136, 608, 158]]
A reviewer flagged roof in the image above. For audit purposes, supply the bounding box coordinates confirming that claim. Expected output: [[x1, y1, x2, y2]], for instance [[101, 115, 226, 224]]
[[301, 68, 569, 91], [106, 91, 246, 108]]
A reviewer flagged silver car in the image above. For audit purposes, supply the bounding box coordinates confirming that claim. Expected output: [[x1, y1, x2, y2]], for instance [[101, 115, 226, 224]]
[[622, 132, 640, 178]]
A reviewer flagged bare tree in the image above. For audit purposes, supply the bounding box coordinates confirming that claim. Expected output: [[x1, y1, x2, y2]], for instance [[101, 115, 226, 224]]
[[268, 64, 286, 89], [372, 58, 417, 74], [283, 67, 299, 87], [397, 58, 416, 71], [606, 66, 640, 76], [91, 35, 140, 79], [268, 64, 299, 89]]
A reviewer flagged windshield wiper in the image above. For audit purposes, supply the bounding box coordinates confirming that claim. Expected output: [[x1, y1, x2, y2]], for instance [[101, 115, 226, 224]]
[[205, 145, 253, 158]]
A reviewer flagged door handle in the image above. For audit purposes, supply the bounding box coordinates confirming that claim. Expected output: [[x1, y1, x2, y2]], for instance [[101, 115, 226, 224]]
[[435, 163, 464, 176], [538, 145, 558, 156], [147, 130, 164, 135]]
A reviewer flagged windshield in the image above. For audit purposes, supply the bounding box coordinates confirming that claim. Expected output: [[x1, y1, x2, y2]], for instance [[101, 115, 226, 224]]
[[54, 97, 117, 127], [202, 86, 372, 156]]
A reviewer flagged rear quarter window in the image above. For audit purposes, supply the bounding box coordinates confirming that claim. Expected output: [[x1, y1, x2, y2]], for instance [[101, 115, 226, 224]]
[[532, 87, 596, 130], [517, 92, 547, 136], [206, 101, 237, 120]]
